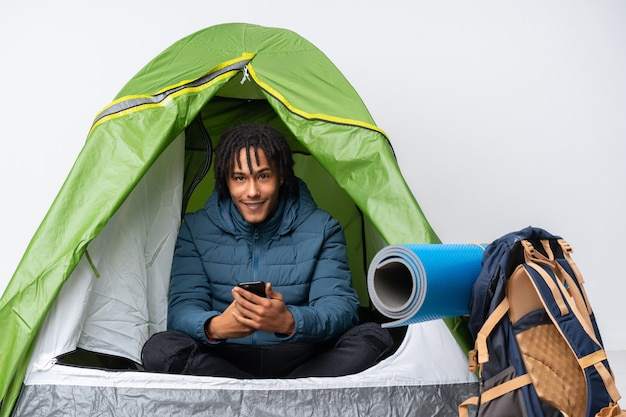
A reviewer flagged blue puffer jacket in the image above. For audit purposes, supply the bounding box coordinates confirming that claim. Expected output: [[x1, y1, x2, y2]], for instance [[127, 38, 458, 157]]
[[167, 179, 359, 345]]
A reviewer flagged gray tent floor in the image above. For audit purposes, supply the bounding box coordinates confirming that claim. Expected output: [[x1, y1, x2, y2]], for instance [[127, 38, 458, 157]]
[[14, 379, 478, 417], [13, 322, 480, 416]]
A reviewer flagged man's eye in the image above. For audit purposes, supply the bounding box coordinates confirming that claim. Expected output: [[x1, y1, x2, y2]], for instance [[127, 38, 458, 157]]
[[233, 176, 245, 182]]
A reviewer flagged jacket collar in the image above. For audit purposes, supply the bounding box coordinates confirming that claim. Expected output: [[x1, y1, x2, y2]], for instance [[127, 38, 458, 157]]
[[209, 178, 316, 239]]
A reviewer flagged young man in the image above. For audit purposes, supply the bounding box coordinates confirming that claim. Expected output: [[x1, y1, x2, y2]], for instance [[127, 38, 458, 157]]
[[142, 123, 393, 378]]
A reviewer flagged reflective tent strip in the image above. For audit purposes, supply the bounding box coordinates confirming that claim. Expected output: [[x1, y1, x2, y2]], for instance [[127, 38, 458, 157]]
[[90, 54, 254, 132]]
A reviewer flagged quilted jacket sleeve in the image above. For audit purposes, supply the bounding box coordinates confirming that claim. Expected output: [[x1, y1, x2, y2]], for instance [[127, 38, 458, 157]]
[[284, 215, 360, 344], [167, 219, 218, 344]]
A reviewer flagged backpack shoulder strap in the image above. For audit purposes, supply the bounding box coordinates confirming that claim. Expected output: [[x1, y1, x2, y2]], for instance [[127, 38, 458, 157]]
[[472, 297, 509, 367], [521, 239, 622, 405]]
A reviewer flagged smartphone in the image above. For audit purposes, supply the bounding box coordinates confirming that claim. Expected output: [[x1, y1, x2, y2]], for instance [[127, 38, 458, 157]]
[[238, 281, 266, 297]]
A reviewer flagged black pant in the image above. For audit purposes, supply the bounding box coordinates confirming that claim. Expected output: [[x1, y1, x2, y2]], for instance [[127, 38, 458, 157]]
[[141, 322, 393, 378]]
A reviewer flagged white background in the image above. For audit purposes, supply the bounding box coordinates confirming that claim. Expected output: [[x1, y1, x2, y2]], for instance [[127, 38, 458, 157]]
[[1, 1, 625, 350]]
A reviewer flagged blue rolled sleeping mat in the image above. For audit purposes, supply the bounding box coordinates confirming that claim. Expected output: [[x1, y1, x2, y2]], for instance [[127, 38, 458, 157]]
[[367, 243, 487, 327]]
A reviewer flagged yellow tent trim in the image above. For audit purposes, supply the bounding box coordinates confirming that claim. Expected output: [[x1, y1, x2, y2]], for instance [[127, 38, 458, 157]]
[[247, 64, 388, 137]]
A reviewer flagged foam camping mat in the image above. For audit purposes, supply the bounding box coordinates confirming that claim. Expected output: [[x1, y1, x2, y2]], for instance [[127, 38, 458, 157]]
[[368, 243, 487, 327]]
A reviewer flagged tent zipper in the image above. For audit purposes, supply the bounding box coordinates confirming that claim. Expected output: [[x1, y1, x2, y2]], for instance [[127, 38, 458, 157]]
[[92, 58, 252, 129]]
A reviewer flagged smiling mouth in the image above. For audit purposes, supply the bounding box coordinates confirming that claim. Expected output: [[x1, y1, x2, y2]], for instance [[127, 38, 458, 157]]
[[243, 201, 264, 210]]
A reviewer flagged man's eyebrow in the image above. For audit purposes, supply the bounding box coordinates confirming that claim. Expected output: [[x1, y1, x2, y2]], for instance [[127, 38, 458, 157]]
[[231, 166, 272, 175]]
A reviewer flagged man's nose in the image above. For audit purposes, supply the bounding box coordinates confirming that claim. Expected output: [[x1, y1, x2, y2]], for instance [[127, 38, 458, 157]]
[[246, 179, 260, 197]]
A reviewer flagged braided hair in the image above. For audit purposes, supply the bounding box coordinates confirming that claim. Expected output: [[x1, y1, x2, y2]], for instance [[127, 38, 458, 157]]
[[214, 123, 298, 199]]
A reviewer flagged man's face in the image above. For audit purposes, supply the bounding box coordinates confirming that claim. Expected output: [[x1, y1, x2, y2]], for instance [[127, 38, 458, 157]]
[[227, 147, 283, 224]]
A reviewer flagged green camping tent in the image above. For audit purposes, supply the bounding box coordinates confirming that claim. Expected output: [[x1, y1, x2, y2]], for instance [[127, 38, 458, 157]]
[[0, 23, 473, 416]]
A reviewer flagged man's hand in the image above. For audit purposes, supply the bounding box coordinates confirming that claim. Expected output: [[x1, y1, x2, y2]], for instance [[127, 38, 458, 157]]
[[205, 301, 256, 340], [231, 282, 295, 335]]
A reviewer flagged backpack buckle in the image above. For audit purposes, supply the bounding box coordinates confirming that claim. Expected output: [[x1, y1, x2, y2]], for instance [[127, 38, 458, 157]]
[[558, 239, 573, 254], [521, 240, 535, 257], [468, 349, 478, 373]]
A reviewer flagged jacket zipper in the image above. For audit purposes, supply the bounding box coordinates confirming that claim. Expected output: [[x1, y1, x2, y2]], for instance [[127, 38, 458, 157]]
[[251, 228, 260, 345], [252, 228, 260, 282]]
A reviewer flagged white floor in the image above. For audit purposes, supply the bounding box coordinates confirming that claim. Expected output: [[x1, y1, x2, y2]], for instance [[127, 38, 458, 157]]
[[607, 350, 626, 402]]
